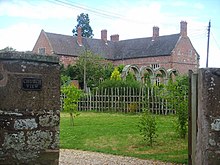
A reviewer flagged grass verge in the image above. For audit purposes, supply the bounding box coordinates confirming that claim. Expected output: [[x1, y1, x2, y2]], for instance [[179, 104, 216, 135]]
[[60, 112, 188, 164]]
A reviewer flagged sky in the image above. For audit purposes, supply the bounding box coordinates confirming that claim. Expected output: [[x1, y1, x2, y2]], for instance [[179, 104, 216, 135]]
[[0, 0, 220, 68]]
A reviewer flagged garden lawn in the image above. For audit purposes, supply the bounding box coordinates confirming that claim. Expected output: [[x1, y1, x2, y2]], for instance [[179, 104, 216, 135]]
[[60, 112, 188, 164]]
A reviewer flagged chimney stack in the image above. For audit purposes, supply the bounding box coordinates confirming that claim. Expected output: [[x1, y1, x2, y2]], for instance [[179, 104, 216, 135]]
[[101, 29, 107, 43], [77, 26, 82, 46], [110, 34, 119, 42], [152, 26, 159, 41], [180, 21, 187, 37]]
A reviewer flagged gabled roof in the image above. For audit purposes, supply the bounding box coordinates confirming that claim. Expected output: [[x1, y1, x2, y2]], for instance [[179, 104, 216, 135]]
[[113, 34, 180, 60], [43, 31, 181, 60], [45, 31, 83, 56]]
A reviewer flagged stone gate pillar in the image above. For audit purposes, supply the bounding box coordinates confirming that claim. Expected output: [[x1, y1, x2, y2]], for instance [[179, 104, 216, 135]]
[[196, 68, 220, 165], [0, 52, 60, 164]]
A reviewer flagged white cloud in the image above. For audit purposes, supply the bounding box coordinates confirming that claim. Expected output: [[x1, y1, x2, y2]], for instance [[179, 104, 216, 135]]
[[0, 0, 76, 19], [172, 1, 188, 7], [0, 0, 219, 68], [194, 3, 204, 10], [0, 23, 41, 51]]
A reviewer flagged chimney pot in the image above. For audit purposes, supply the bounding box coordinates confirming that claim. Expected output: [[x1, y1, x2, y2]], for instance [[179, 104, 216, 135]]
[[152, 26, 159, 41], [180, 21, 187, 37], [77, 27, 82, 46], [110, 34, 119, 42], [101, 29, 107, 43]]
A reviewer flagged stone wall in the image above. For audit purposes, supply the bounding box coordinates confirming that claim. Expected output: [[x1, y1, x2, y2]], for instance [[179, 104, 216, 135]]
[[196, 68, 220, 165], [0, 52, 60, 164]]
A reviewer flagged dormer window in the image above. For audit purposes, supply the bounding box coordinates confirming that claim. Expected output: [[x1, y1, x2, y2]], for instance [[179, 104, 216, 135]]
[[38, 47, 46, 55]]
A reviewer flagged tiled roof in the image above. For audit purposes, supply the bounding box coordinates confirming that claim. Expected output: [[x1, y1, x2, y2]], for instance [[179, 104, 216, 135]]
[[113, 34, 180, 60], [45, 32, 83, 56], [44, 31, 180, 60]]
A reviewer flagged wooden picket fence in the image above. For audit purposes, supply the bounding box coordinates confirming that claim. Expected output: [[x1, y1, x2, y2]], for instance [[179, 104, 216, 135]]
[[77, 87, 178, 114]]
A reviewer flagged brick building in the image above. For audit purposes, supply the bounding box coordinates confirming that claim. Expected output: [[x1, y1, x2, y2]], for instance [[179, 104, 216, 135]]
[[33, 21, 199, 74]]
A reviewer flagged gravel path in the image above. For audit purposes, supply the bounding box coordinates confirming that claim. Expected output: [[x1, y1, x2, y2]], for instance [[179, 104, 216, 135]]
[[59, 149, 180, 165]]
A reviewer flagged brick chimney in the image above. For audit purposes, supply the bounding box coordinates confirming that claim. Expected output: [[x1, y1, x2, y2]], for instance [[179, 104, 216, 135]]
[[152, 26, 159, 41], [77, 26, 82, 46], [110, 34, 119, 42], [180, 21, 187, 37], [101, 29, 107, 43]]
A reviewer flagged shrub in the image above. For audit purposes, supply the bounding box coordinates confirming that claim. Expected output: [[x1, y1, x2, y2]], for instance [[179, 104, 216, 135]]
[[110, 67, 121, 81], [138, 109, 157, 146], [61, 84, 83, 126], [98, 79, 142, 89], [164, 75, 189, 138]]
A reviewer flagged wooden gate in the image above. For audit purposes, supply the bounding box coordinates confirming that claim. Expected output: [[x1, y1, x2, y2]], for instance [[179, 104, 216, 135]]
[[188, 71, 198, 165]]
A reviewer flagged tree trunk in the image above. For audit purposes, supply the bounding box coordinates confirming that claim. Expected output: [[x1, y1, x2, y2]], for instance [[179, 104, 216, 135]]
[[70, 112, 74, 126]]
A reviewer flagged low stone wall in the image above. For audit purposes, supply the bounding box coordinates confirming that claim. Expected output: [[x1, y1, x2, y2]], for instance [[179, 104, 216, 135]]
[[0, 52, 60, 164]]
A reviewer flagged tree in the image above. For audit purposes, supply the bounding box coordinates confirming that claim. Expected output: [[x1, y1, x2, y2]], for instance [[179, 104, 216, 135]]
[[76, 50, 111, 89], [72, 13, 94, 38], [60, 52, 114, 90], [61, 84, 83, 126], [138, 109, 157, 146], [0, 47, 16, 52], [110, 67, 121, 81]]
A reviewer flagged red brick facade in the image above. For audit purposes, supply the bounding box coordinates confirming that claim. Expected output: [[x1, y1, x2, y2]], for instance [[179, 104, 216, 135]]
[[32, 22, 199, 75], [32, 30, 53, 55], [112, 36, 199, 74], [59, 55, 78, 67]]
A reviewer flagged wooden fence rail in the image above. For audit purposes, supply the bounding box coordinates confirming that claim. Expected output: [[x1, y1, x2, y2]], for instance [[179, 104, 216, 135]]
[[75, 87, 178, 114]]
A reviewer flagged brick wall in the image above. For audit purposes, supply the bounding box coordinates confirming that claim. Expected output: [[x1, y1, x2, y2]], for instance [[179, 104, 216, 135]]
[[32, 30, 199, 74], [59, 55, 78, 67], [113, 36, 198, 75], [32, 30, 53, 55], [171, 36, 199, 74], [113, 55, 172, 70]]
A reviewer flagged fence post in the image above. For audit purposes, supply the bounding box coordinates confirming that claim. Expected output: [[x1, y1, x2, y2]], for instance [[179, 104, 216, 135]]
[[188, 70, 198, 165]]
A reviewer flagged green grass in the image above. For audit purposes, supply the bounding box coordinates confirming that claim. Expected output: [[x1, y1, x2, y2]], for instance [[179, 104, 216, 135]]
[[60, 112, 188, 164]]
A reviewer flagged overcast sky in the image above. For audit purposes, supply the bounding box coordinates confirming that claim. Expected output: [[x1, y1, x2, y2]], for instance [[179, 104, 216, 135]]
[[0, 0, 220, 68]]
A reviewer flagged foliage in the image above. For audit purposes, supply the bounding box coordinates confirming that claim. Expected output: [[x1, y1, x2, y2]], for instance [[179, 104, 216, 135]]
[[62, 64, 78, 80], [61, 51, 114, 89], [138, 109, 157, 146], [98, 79, 142, 89], [72, 13, 94, 38], [143, 72, 152, 87], [110, 67, 121, 81], [102, 63, 115, 80], [0, 46, 16, 52], [126, 72, 136, 81], [61, 84, 83, 126], [75, 50, 112, 89], [117, 64, 125, 73], [128, 103, 138, 113], [60, 112, 188, 164], [61, 75, 71, 86], [164, 75, 189, 138]]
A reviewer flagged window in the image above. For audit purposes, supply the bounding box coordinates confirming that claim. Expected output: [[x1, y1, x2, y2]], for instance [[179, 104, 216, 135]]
[[189, 49, 193, 56], [38, 48, 46, 55], [155, 77, 160, 86], [151, 64, 160, 70]]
